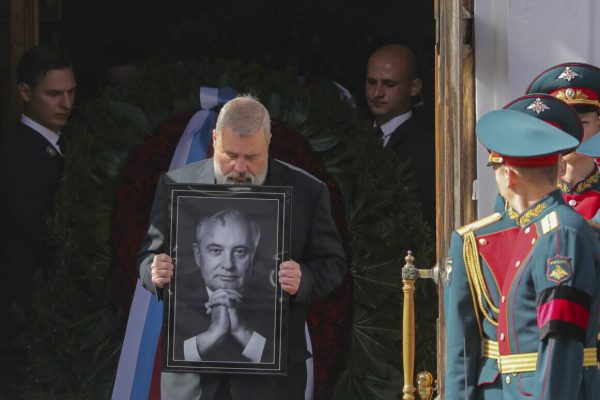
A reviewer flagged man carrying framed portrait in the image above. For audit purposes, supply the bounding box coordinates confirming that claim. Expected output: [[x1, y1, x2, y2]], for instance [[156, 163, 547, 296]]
[[136, 94, 347, 400]]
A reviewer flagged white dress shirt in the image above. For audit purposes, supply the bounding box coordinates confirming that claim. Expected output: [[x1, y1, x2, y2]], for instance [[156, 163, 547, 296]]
[[21, 114, 64, 155], [376, 110, 412, 147]]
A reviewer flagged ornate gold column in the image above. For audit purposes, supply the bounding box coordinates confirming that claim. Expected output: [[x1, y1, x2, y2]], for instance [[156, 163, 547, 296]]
[[402, 251, 439, 399], [402, 252, 418, 400]]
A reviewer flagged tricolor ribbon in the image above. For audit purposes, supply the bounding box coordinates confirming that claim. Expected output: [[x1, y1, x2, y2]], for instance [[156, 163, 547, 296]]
[[111, 86, 236, 400]]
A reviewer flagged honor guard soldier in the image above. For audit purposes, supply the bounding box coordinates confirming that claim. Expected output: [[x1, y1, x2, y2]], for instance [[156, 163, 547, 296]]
[[579, 132, 600, 233], [444, 94, 583, 399], [576, 131, 600, 397], [526, 63, 600, 220], [444, 109, 600, 399], [444, 96, 585, 399]]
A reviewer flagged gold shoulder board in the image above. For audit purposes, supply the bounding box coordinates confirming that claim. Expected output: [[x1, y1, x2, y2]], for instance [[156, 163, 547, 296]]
[[457, 212, 503, 237]]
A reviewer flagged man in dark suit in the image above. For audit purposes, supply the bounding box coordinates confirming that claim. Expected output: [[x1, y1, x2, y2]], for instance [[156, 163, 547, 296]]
[[176, 209, 273, 364], [0, 45, 75, 395], [137, 95, 346, 399], [365, 44, 435, 228]]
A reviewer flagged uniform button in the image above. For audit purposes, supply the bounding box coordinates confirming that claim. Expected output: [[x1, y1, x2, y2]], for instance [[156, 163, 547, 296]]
[[531, 238, 536, 245], [524, 227, 530, 234], [501, 296, 506, 303], [515, 260, 520, 268], [478, 238, 488, 246], [512, 372, 517, 376], [500, 333, 505, 341], [569, 199, 577, 207], [505, 375, 511, 384]]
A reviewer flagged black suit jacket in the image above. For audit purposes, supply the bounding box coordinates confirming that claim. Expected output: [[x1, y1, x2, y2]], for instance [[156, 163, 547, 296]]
[[386, 111, 435, 228], [136, 158, 346, 396], [0, 122, 64, 311]]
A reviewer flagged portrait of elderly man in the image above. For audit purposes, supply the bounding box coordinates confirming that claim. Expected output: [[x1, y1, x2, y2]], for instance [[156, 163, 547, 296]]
[[176, 209, 274, 364]]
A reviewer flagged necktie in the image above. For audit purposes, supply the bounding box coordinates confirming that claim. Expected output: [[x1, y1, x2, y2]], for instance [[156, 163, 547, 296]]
[[57, 135, 66, 156], [374, 126, 384, 143]]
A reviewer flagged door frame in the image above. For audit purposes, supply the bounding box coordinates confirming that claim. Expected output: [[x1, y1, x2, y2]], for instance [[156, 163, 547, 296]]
[[435, 0, 476, 395]]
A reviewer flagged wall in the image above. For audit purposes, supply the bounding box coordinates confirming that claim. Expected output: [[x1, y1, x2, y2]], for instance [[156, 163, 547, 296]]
[[474, 0, 600, 215]]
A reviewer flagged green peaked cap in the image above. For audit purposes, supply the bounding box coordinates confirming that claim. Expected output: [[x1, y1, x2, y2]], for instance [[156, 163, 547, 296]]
[[576, 131, 600, 157], [503, 94, 583, 143], [477, 109, 579, 158], [526, 62, 600, 110]]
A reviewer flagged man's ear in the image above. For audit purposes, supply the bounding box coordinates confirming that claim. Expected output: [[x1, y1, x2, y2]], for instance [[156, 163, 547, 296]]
[[506, 167, 519, 189], [212, 129, 218, 148], [18, 82, 32, 102], [192, 242, 202, 267], [409, 78, 422, 97]]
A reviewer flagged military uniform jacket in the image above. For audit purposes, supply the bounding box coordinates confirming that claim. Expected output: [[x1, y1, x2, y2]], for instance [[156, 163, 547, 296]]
[[445, 191, 600, 399], [445, 195, 520, 400], [559, 168, 600, 220]]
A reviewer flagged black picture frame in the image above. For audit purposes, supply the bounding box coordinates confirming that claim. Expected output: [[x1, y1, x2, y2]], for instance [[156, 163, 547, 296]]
[[163, 184, 291, 374]]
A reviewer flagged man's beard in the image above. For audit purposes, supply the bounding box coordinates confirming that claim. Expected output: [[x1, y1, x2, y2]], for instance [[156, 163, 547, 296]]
[[214, 159, 267, 186]]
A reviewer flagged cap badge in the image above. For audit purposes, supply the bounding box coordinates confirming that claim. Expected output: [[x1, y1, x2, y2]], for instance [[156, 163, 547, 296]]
[[527, 98, 550, 114], [558, 66, 580, 82], [556, 88, 589, 102]]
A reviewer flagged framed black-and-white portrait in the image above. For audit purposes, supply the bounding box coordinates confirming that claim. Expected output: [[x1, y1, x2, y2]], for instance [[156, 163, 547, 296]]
[[163, 184, 291, 375]]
